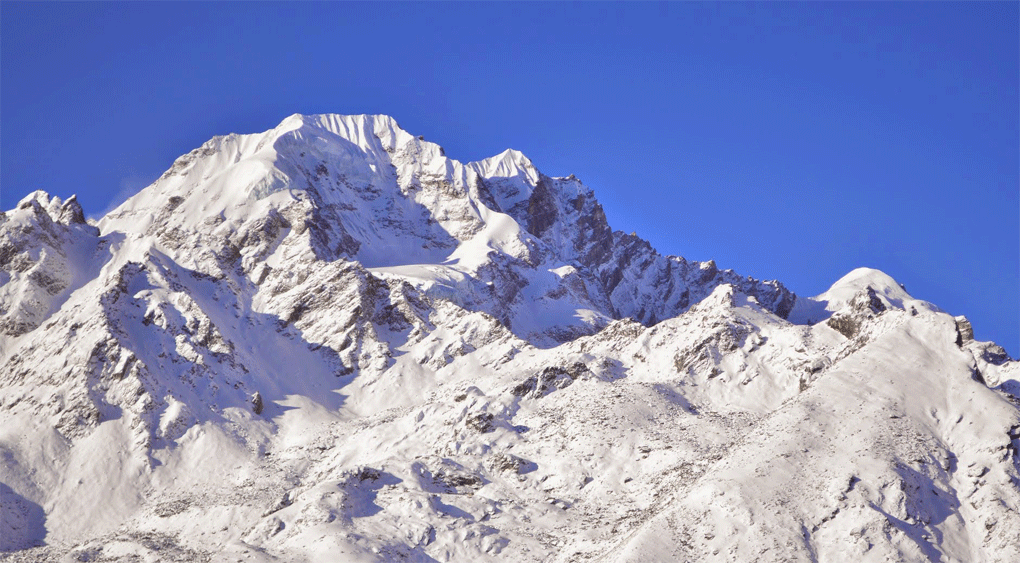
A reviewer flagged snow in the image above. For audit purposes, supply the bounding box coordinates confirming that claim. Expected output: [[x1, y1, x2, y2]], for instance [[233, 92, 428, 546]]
[[612, 310, 1020, 562], [1, 113, 1017, 562], [788, 266, 940, 325], [467, 149, 541, 214]]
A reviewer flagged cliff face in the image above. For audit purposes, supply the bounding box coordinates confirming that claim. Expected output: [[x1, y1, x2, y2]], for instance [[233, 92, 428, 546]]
[[1, 114, 1016, 562]]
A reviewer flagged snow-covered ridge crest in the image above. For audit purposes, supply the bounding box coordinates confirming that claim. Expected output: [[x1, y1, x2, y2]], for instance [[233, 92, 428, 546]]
[[3, 113, 1017, 562], [93, 113, 796, 341]]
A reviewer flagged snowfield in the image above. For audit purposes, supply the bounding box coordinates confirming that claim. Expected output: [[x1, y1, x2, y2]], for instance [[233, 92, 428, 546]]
[[1, 114, 1017, 562]]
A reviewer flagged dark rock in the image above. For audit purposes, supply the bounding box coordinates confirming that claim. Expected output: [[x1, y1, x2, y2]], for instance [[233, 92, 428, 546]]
[[573, 199, 614, 266], [981, 344, 1011, 365], [422, 466, 484, 495], [251, 391, 264, 415], [864, 287, 887, 314], [435, 471, 481, 489], [955, 316, 974, 346], [466, 412, 495, 433], [697, 260, 718, 284], [511, 363, 590, 399], [674, 324, 751, 374], [153, 499, 191, 518], [0, 243, 16, 269], [510, 378, 536, 397], [826, 314, 859, 339], [526, 176, 559, 238], [357, 467, 381, 482], [490, 453, 534, 474]]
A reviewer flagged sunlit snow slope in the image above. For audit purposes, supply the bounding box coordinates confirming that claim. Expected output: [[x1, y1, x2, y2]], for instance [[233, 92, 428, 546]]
[[1, 114, 1017, 563]]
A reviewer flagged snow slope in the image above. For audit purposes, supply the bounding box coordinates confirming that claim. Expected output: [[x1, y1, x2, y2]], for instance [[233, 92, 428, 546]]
[[1, 114, 1017, 562]]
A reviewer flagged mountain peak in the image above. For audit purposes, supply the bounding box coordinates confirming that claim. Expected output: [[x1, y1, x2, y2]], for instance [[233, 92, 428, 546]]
[[12, 190, 89, 228], [469, 147, 539, 185], [786, 266, 941, 325], [4, 113, 1018, 562], [277, 113, 407, 142], [17, 189, 55, 209], [819, 267, 912, 309]]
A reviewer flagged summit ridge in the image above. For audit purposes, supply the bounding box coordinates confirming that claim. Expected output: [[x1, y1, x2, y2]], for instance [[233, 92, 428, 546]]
[[1, 114, 1017, 562]]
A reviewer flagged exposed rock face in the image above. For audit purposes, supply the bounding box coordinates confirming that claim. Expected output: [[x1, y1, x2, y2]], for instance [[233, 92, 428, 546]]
[[510, 363, 590, 399], [524, 176, 560, 238], [826, 285, 892, 339], [2, 114, 1017, 563], [473, 156, 795, 328], [956, 315, 975, 345]]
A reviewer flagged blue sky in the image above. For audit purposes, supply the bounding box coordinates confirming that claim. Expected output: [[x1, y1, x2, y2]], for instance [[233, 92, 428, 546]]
[[2, 2, 1017, 354]]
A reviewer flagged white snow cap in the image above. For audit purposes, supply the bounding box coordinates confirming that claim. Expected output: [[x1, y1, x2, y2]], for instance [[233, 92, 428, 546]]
[[470, 148, 539, 184], [817, 267, 912, 310]]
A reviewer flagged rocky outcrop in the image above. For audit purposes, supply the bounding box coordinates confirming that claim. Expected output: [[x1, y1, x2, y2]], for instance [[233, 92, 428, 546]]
[[510, 363, 591, 399], [827, 286, 889, 339], [956, 315, 975, 345]]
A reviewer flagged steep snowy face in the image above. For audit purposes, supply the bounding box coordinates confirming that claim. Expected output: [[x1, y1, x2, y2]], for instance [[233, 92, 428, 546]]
[[99, 114, 511, 271], [96, 113, 792, 343], [469, 150, 612, 265], [97, 114, 588, 341], [3, 114, 1018, 563], [467, 146, 796, 326]]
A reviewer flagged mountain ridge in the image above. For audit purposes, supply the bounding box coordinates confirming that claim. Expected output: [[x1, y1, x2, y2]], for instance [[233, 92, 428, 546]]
[[94, 112, 797, 341], [1, 113, 1017, 562]]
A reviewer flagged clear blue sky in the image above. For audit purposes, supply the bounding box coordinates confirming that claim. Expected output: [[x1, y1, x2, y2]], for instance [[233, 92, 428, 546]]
[[3, 2, 1017, 354]]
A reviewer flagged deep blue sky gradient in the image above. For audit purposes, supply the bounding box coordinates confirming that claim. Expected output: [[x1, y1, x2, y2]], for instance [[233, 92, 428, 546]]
[[3, 2, 1017, 354]]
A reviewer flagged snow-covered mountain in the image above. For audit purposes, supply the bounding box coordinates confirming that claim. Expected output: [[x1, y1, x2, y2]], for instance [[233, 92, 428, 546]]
[[1, 114, 1017, 562]]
